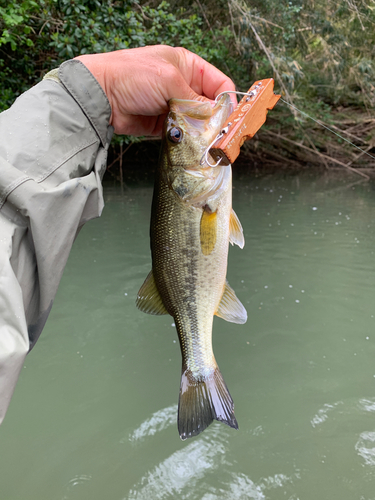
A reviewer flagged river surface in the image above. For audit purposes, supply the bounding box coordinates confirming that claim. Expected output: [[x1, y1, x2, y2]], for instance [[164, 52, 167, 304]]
[[1, 170, 375, 500]]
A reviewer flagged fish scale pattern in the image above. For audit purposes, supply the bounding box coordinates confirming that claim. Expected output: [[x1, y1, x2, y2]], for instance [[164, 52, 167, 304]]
[[138, 94, 244, 439]]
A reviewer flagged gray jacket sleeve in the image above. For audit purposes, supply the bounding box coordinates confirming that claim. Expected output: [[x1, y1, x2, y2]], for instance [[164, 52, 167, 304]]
[[0, 59, 114, 423]]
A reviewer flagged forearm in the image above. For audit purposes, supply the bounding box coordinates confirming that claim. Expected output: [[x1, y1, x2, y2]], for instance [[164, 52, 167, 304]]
[[0, 59, 113, 423]]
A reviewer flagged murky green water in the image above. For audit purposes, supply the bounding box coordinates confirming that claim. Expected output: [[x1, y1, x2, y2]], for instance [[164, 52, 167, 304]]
[[1, 171, 375, 499]]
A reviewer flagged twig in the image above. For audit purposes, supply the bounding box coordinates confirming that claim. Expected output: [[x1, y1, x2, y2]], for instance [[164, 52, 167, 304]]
[[300, 126, 330, 170], [246, 146, 303, 168], [139, 136, 162, 141], [262, 129, 370, 179], [227, 0, 239, 51], [232, 0, 326, 170], [107, 142, 132, 170], [251, 15, 284, 30], [119, 143, 124, 195], [195, 0, 217, 40], [346, 0, 365, 30], [341, 118, 375, 125], [131, 2, 152, 21], [345, 141, 375, 168], [321, 177, 368, 194], [242, 12, 292, 104], [195, 0, 234, 79], [330, 124, 367, 144], [39, 19, 50, 36]]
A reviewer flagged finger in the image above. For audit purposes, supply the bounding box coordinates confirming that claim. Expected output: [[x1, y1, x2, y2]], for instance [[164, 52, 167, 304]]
[[174, 48, 237, 108], [112, 113, 166, 137]]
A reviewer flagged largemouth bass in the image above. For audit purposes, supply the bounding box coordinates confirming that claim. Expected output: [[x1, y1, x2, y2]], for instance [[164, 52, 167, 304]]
[[136, 94, 247, 440]]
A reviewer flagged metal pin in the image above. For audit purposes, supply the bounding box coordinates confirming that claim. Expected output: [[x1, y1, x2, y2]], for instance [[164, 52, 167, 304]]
[[215, 90, 258, 103], [200, 122, 233, 167], [245, 90, 257, 102], [200, 132, 224, 167]]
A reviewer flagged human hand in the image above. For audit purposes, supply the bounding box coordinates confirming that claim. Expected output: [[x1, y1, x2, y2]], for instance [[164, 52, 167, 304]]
[[75, 45, 236, 137]]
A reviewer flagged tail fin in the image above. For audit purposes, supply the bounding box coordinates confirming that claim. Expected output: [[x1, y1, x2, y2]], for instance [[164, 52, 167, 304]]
[[178, 367, 238, 440]]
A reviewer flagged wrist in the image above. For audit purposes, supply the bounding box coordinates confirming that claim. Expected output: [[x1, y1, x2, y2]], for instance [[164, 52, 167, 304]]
[[74, 54, 113, 119]]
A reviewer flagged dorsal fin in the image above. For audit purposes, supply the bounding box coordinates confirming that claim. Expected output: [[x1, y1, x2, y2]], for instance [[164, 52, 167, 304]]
[[200, 207, 217, 255], [136, 270, 168, 315], [215, 281, 247, 324], [229, 209, 245, 248]]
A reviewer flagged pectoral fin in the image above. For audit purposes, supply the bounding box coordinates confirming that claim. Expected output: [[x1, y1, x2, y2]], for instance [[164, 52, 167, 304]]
[[136, 270, 168, 315], [229, 209, 245, 248], [215, 281, 247, 324], [200, 208, 217, 256]]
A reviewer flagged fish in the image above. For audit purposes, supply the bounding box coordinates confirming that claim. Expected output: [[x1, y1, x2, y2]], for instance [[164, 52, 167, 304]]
[[136, 94, 247, 440]]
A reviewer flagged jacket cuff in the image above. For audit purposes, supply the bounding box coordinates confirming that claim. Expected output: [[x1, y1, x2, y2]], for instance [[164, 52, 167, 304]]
[[59, 59, 112, 147]]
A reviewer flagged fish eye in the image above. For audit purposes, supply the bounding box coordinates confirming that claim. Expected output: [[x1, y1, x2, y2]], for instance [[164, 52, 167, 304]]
[[167, 127, 183, 144]]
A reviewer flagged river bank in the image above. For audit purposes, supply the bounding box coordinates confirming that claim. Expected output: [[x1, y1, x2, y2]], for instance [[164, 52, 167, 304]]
[[104, 129, 375, 188]]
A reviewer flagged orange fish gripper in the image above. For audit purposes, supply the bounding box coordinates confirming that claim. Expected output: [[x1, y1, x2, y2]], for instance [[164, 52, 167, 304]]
[[209, 78, 281, 166]]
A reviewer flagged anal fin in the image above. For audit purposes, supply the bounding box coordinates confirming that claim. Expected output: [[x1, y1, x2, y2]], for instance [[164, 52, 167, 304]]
[[178, 367, 238, 440], [136, 270, 168, 315], [229, 209, 245, 248], [215, 281, 247, 324]]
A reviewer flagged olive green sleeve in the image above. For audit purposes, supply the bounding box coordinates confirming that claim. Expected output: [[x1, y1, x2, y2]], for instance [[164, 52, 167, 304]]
[[0, 59, 114, 424]]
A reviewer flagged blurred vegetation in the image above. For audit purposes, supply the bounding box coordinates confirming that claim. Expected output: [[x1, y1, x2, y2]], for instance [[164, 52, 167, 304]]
[[1, 0, 374, 175]]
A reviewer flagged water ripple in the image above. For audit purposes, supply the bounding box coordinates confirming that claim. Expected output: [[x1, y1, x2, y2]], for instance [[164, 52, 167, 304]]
[[355, 431, 375, 466], [202, 473, 265, 500], [126, 429, 227, 500], [127, 404, 178, 443], [310, 402, 343, 428], [61, 475, 92, 500], [358, 398, 375, 413]]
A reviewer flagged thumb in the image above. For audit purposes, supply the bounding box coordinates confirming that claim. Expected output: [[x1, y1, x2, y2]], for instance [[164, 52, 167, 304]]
[[179, 87, 214, 105]]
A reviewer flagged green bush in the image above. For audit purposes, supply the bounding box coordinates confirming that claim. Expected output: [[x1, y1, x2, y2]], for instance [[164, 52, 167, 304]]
[[1, 0, 374, 167], [0, 0, 233, 112]]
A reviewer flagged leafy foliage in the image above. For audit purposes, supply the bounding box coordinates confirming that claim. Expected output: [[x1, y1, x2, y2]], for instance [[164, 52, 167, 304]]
[[1, 0, 374, 169], [0, 0, 233, 111], [224, 0, 375, 168], [230, 0, 375, 109]]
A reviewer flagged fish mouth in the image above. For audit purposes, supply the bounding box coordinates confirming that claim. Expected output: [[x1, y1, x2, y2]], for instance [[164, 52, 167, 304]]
[[168, 95, 233, 144]]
